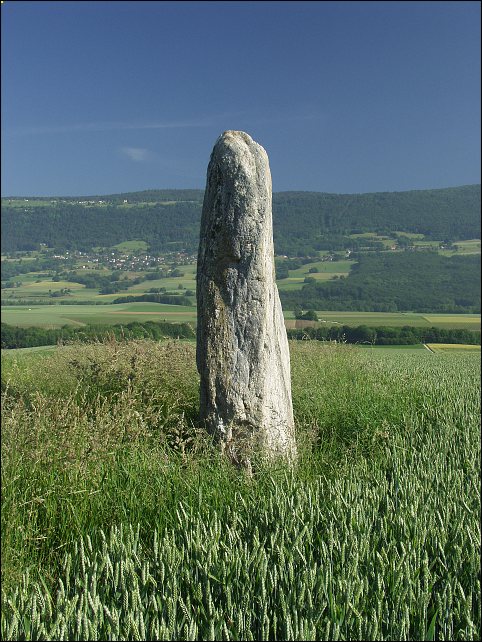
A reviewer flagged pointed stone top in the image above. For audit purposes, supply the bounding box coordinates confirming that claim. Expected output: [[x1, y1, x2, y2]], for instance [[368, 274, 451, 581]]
[[212, 131, 268, 165], [220, 130, 254, 145]]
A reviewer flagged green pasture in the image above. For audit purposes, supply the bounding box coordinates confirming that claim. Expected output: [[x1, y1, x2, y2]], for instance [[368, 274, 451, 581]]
[[288, 259, 352, 277], [127, 263, 197, 293], [3, 277, 101, 301], [1, 256, 39, 265], [413, 240, 442, 248], [393, 231, 425, 239], [277, 273, 348, 291], [180, 263, 197, 275], [348, 233, 394, 247], [14, 279, 86, 292], [449, 239, 481, 255], [2, 199, 53, 207], [112, 240, 149, 252], [117, 200, 183, 208], [277, 259, 352, 291], [13, 273, 53, 285], [454, 238, 481, 250], [8, 272, 58, 286]]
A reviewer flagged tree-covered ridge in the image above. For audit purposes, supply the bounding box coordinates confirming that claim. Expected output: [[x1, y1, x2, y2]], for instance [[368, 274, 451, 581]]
[[280, 252, 481, 313], [0, 202, 201, 253], [2, 184, 480, 253], [275, 184, 481, 235]]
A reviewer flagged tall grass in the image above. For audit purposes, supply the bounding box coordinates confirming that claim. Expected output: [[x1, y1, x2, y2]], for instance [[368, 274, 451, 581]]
[[1, 339, 480, 640]]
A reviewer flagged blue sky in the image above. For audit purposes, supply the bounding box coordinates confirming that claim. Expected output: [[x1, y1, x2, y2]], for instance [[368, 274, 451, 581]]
[[1, 0, 480, 196]]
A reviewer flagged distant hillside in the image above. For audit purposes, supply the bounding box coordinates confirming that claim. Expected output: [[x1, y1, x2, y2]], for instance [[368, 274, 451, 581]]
[[280, 252, 481, 313], [272, 185, 480, 255], [1, 184, 480, 253]]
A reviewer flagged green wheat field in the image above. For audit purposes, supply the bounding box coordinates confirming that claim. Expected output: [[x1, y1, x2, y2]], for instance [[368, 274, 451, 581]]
[[1, 339, 480, 640]]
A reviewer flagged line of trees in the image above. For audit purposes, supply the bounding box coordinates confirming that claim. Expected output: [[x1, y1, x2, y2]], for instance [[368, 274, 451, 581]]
[[286, 324, 480, 345], [1, 321, 195, 349], [2, 320, 479, 350]]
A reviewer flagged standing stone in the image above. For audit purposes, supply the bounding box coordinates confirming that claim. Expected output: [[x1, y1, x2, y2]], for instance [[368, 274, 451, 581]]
[[196, 130, 296, 464]]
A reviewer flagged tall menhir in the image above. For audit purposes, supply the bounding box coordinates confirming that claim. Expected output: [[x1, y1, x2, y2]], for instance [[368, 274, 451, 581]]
[[196, 130, 296, 465]]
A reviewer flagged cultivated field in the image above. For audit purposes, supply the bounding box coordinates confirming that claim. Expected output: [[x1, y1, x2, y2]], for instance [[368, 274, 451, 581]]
[[1, 340, 479, 640], [425, 343, 481, 353], [422, 314, 482, 330], [0, 303, 198, 327], [284, 310, 481, 331], [2, 303, 480, 332]]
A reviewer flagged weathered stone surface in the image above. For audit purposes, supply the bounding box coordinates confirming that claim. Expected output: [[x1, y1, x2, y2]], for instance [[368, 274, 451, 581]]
[[196, 130, 296, 463]]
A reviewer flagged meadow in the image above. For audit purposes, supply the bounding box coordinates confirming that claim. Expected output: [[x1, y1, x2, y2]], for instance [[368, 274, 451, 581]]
[[444, 239, 481, 256], [276, 260, 352, 291], [1, 339, 480, 640]]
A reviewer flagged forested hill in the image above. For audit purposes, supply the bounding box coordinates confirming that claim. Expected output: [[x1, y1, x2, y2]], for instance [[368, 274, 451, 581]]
[[273, 185, 480, 254], [2, 184, 480, 254]]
